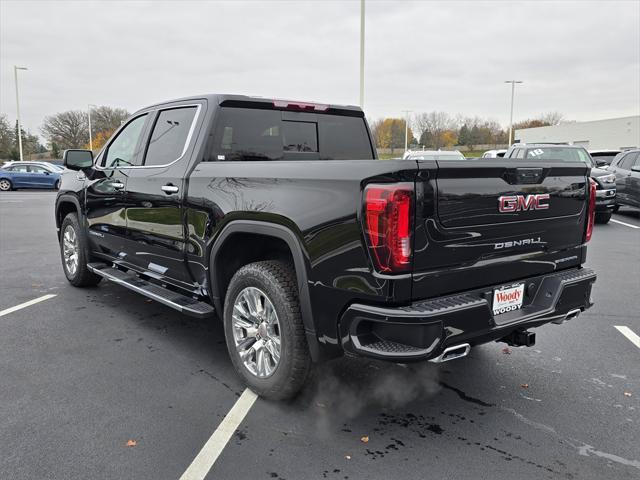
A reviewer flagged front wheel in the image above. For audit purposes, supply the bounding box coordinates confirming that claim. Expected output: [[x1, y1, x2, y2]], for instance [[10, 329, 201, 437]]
[[223, 261, 311, 400], [60, 213, 102, 287], [0, 178, 12, 191], [595, 211, 612, 224]]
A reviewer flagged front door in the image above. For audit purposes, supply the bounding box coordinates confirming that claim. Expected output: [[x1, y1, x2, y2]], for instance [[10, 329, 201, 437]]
[[122, 104, 203, 290], [85, 113, 150, 259]]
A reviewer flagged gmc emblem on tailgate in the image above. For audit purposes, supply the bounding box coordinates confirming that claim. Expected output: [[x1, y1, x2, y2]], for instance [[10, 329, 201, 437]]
[[498, 194, 550, 212]]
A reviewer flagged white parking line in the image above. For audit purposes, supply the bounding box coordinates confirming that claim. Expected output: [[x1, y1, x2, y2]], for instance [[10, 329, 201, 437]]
[[610, 219, 640, 229], [179, 388, 258, 480], [0, 294, 57, 317], [615, 326, 640, 349]]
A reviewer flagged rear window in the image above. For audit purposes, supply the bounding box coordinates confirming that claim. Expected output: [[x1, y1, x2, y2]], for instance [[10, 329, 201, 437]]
[[210, 107, 374, 161]]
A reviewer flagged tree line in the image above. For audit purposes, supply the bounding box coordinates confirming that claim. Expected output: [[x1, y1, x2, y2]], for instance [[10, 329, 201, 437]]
[[0, 106, 129, 160], [370, 111, 564, 152]]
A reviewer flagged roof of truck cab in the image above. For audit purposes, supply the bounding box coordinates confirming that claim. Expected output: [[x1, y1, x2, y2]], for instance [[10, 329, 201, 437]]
[[136, 94, 363, 113]]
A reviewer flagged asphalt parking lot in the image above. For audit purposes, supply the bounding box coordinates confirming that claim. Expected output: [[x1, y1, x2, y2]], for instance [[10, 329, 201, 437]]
[[1, 190, 639, 480]]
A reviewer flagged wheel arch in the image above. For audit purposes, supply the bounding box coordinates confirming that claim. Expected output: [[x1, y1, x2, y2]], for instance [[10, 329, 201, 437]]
[[55, 194, 82, 237], [209, 220, 321, 360]]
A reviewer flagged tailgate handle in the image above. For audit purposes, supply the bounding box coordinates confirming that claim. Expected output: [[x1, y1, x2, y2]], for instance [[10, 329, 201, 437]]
[[504, 168, 545, 185]]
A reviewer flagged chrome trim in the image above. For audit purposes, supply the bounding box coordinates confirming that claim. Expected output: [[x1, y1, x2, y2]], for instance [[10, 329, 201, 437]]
[[94, 103, 202, 171], [429, 343, 471, 363], [161, 185, 179, 194]]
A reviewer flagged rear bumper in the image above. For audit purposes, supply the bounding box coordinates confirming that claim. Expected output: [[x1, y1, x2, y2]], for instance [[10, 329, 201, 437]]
[[339, 267, 596, 362]]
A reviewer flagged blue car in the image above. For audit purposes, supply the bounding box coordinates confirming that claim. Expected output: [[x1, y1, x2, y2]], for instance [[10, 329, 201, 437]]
[[0, 162, 63, 191]]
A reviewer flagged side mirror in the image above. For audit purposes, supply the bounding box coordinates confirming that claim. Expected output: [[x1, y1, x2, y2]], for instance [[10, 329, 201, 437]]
[[595, 161, 607, 168], [63, 149, 94, 171], [631, 165, 640, 173]]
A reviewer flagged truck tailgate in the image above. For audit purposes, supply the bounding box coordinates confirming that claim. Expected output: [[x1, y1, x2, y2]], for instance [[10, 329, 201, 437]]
[[411, 159, 590, 300]]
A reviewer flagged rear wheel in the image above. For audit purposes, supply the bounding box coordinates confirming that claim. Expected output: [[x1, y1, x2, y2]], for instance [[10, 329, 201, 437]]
[[595, 211, 612, 224], [60, 213, 102, 287], [54, 180, 60, 190], [0, 179, 12, 191], [223, 261, 311, 400]]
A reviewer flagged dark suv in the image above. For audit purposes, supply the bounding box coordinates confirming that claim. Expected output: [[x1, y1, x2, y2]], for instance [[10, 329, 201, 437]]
[[55, 95, 597, 399], [608, 149, 640, 211], [505, 144, 616, 223]]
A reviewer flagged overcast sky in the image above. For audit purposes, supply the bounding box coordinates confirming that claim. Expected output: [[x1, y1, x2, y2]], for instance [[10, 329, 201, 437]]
[[1, 0, 639, 138]]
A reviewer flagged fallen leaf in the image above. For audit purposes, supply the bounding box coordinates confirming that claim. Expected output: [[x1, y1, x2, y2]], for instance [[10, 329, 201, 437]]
[[502, 347, 512, 355], [624, 392, 632, 397], [345, 455, 351, 460], [520, 383, 529, 389], [360, 436, 369, 443], [125, 439, 137, 447]]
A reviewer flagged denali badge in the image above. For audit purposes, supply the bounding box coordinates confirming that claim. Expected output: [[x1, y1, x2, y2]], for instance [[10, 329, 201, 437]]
[[498, 194, 550, 212], [494, 237, 543, 250]]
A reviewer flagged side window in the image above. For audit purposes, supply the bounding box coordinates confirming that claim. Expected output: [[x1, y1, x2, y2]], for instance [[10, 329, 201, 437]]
[[618, 153, 633, 170], [11, 165, 28, 172], [576, 149, 593, 166], [515, 149, 525, 159], [144, 107, 197, 166], [624, 152, 640, 169], [103, 114, 148, 168], [28, 166, 48, 174]]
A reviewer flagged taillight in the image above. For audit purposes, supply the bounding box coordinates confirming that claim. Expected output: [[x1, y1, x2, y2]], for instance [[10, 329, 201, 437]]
[[363, 183, 414, 273], [273, 100, 329, 111], [585, 178, 597, 242]]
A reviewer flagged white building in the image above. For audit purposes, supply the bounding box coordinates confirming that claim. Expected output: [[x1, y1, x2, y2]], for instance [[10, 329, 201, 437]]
[[515, 115, 639, 150]]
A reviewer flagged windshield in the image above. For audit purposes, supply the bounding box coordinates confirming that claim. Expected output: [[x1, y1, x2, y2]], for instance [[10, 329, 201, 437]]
[[408, 153, 465, 161]]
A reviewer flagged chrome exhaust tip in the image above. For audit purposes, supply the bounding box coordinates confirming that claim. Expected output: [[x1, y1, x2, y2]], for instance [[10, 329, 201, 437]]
[[429, 343, 471, 363], [552, 308, 582, 325]]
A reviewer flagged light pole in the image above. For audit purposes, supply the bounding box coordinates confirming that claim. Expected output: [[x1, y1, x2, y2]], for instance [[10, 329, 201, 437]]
[[87, 104, 97, 151], [359, 0, 365, 108], [14, 66, 28, 161], [505, 80, 523, 146], [402, 110, 412, 152]]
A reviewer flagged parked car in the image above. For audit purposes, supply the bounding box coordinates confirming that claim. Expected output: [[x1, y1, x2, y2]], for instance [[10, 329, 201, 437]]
[[402, 149, 465, 160], [588, 149, 622, 167], [2, 160, 65, 171], [0, 161, 63, 191], [608, 149, 640, 211], [504, 144, 616, 223], [55, 94, 597, 399], [482, 149, 508, 158]]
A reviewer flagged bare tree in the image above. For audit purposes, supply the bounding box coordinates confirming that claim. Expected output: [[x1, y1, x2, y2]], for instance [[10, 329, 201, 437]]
[[90, 106, 129, 136], [540, 111, 564, 126], [412, 111, 455, 149], [41, 110, 89, 150]]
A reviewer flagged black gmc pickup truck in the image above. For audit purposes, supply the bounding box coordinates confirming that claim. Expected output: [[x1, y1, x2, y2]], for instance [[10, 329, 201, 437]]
[[56, 94, 597, 399]]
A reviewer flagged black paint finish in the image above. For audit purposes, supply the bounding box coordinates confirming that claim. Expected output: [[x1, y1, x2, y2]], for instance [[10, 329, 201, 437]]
[[55, 94, 597, 363]]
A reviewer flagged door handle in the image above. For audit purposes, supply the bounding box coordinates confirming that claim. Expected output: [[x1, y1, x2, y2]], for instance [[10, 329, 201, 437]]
[[161, 184, 179, 194], [111, 182, 125, 190]]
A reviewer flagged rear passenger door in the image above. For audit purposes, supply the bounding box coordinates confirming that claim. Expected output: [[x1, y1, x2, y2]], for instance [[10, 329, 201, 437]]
[[611, 152, 636, 202], [122, 103, 204, 290]]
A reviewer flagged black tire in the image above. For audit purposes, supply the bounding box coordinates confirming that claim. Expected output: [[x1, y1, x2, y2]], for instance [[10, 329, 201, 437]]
[[595, 211, 612, 224], [54, 180, 60, 190], [612, 205, 620, 213], [60, 213, 102, 287], [0, 178, 12, 191], [223, 261, 311, 400]]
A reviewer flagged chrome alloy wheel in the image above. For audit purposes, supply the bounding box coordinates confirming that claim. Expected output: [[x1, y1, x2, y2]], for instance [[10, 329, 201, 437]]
[[62, 225, 79, 275], [232, 286, 281, 378], [0, 179, 11, 191]]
